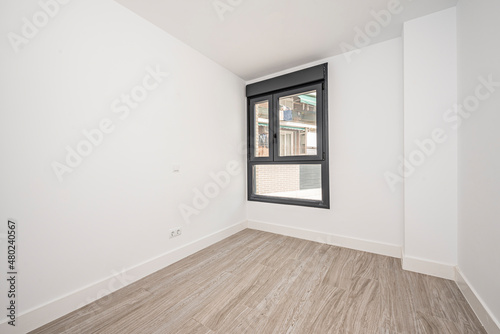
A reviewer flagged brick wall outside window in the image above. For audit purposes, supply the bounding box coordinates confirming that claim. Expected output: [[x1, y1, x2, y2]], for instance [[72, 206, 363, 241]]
[[254, 165, 300, 195]]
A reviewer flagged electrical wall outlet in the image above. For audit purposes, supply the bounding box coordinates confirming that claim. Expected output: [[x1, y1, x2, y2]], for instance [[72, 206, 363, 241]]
[[169, 227, 182, 239]]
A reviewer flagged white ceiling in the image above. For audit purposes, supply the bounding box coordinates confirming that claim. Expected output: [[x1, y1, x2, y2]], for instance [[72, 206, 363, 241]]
[[114, 0, 457, 81]]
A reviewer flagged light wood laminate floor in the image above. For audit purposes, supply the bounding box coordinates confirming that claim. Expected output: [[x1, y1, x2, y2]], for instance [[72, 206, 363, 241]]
[[31, 229, 486, 334]]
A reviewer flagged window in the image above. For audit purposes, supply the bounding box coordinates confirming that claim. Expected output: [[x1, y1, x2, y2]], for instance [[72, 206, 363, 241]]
[[246, 64, 329, 209]]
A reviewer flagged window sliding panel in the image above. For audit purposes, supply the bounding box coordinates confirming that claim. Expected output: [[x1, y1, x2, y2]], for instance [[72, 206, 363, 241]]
[[255, 100, 270, 158], [278, 89, 317, 156], [249, 95, 273, 161], [274, 83, 323, 161]]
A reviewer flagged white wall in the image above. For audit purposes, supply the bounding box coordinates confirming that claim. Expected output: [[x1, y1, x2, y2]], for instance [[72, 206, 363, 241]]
[[402, 8, 458, 278], [457, 0, 500, 331], [247, 38, 404, 256], [0, 0, 246, 330]]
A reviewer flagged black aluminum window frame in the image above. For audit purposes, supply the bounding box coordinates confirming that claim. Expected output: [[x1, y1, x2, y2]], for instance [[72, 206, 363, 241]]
[[246, 64, 330, 209]]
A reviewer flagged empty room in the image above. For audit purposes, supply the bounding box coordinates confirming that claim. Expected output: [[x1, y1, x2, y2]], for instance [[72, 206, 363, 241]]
[[1, 0, 499, 333]]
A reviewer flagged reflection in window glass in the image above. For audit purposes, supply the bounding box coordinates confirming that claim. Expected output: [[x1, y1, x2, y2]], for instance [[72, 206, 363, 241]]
[[279, 90, 317, 157], [254, 101, 269, 158], [254, 164, 322, 201]]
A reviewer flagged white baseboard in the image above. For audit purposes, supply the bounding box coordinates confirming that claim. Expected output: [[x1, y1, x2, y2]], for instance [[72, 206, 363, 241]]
[[0, 221, 246, 334], [402, 253, 456, 280], [455, 268, 500, 334], [247, 220, 401, 258]]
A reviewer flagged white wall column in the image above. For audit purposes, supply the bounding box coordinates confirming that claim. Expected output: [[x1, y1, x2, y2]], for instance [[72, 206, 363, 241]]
[[403, 8, 457, 279]]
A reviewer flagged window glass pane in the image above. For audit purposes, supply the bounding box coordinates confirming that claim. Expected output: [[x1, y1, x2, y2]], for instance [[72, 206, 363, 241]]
[[254, 101, 269, 158], [279, 90, 317, 156], [253, 164, 322, 201]]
